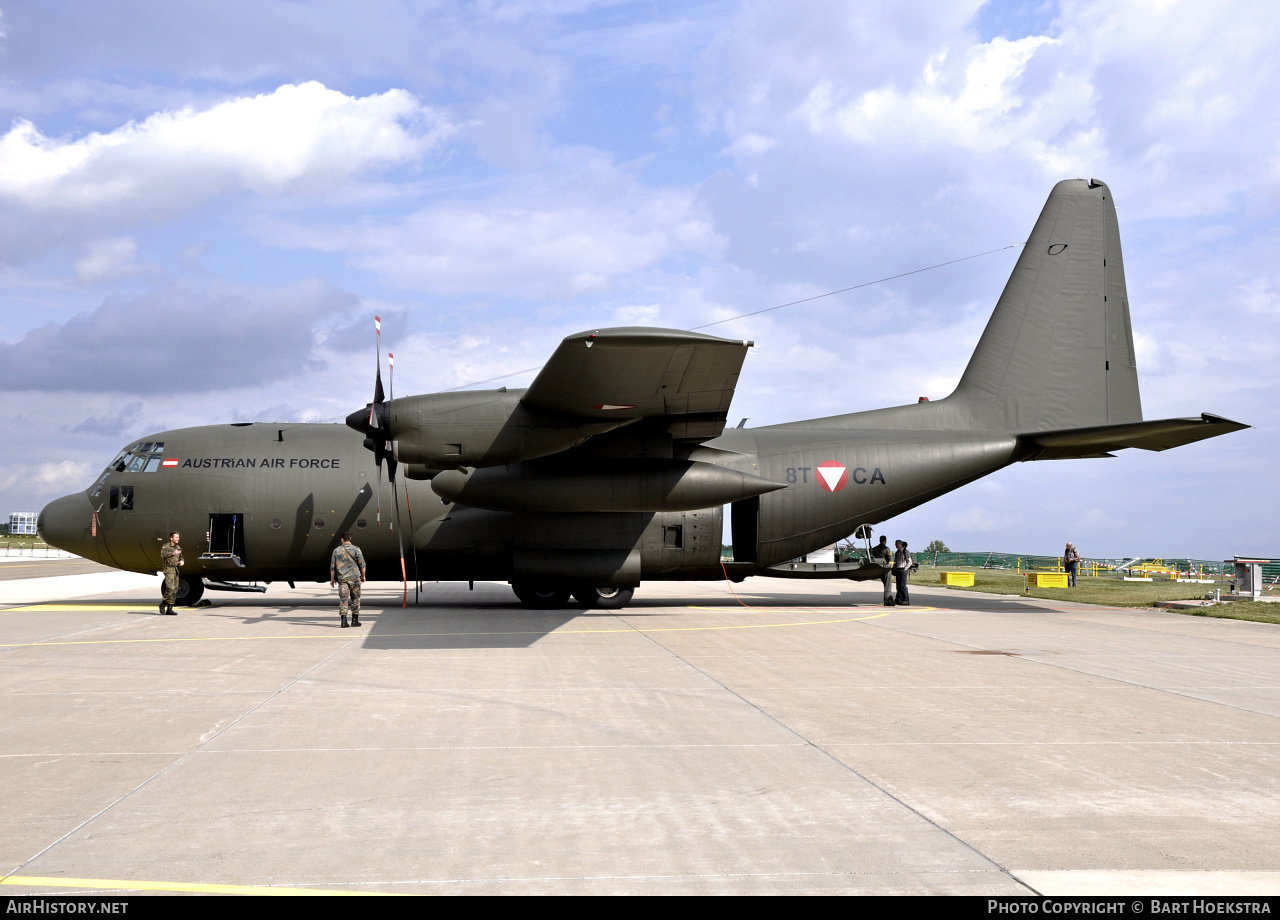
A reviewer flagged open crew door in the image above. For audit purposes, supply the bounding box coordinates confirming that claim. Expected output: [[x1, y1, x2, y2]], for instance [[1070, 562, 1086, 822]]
[[202, 513, 247, 569]]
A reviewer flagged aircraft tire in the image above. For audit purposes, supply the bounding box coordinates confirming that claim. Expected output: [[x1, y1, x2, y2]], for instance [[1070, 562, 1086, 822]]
[[511, 580, 572, 609], [176, 575, 205, 606], [572, 586, 634, 610]]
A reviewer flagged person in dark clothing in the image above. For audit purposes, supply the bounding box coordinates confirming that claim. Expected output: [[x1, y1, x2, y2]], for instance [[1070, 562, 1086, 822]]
[[1064, 542, 1081, 587], [893, 540, 914, 606]]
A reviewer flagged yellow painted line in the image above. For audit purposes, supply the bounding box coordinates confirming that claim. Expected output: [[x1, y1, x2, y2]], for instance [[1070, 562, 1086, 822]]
[[689, 605, 935, 613], [0, 612, 894, 648], [0, 874, 389, 895], [5, 604, 223, 612]]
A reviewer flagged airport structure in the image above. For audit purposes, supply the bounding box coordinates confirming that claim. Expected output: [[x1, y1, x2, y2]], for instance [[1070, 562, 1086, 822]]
[[7, 511, 37, 535]]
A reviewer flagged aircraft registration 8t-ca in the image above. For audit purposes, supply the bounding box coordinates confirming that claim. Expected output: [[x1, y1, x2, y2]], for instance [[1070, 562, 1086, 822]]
[[39, 180, 1247, 608]]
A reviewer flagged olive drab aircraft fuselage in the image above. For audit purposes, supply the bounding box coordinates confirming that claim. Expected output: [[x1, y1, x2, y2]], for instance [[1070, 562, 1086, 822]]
[[39, 179, 1248, 608]]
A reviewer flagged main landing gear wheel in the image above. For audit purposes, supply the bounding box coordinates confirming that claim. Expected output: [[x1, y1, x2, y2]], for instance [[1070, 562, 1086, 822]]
[[176, 575, 204, 606], [511, 581, 572, 609], [572, 586, 635, 610]]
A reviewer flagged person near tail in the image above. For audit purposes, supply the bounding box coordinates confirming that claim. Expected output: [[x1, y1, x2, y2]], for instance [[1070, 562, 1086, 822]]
[[330, 533, 367, 628], [1064, 542, 1082, 587], [893, 540, 915, 606], [159, 531, 183, 615], [870, 535, 895, 606]]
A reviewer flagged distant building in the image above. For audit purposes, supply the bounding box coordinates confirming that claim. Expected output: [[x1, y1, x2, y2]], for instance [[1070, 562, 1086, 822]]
[[8, 512, 38, 536]]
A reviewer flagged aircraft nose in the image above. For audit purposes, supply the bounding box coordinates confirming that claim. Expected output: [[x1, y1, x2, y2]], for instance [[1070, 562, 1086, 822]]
[[38, 493, 99, 561]]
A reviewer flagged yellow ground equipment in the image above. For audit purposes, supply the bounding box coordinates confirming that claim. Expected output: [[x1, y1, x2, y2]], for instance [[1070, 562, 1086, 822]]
[[1026, 572, 1069, 588]]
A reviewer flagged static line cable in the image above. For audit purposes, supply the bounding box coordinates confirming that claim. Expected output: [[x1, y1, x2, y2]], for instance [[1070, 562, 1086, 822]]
[[444, 365, 544, 392], [689, 242, 1025, 330], [439, 241, 1025, 392]]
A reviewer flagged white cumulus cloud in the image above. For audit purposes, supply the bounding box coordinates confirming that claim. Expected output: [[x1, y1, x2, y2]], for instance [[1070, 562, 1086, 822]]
[[0, 82, 455, 264]]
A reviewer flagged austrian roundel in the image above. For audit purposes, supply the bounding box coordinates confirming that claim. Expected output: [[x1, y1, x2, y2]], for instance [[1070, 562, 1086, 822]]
[[816, 461, 849, 493]]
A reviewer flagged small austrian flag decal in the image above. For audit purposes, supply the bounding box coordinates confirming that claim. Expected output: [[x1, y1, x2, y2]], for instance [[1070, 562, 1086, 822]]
[[161, 458, 180, 469], [816, 461, 849, 492]]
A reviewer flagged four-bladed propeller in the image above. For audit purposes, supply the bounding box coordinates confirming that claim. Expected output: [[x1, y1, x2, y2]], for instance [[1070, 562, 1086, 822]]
[[344, 316, 415, 607]]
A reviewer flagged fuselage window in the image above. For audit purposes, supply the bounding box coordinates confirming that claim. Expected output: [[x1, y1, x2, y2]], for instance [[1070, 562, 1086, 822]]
[[109, 486, 119, 510], [151, 442, 164, 454], [119, 486, 134, 511], [126, 455, 146, 473], [138, 442, 154, 453]]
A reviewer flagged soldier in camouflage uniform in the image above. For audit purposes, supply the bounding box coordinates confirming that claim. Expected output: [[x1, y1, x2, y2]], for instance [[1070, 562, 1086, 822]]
[[329, 532, 367, 628], [159, 531, 183, 615]]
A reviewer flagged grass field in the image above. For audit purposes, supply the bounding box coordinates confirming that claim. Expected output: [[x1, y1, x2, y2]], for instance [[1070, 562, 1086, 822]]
[[0, 535, 53, 551], [917, 564, 1280, 625]]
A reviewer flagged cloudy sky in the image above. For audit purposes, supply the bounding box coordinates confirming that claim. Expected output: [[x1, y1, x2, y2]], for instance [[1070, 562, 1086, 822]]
[[0, 0, 1274, 559]]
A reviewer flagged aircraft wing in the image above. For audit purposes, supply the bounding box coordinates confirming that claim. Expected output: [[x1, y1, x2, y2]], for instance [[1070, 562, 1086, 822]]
[[522, 327, 754, 440], [1022, 413, 1250, 460]]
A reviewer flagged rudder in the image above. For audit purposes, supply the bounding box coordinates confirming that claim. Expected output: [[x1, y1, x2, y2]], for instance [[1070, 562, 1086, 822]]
[[954, 179, 1142, 432]]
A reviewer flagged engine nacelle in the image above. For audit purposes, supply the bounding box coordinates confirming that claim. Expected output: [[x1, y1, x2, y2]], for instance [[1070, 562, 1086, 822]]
[[429, 459, 785, 512], [385, 389, 623, 468]]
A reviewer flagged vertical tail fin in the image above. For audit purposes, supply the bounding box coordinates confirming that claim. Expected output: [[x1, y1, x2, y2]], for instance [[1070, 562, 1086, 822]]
[[954, 178, 1142, 432]]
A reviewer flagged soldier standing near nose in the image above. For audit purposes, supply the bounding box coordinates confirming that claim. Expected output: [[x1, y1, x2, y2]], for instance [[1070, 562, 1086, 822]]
[[159, 531, 182, 615], [330, 532, 367, 628]]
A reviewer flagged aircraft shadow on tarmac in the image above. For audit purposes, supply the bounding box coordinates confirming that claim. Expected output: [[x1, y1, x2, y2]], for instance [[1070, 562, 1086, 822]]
[[66, 583, 1058, 651]]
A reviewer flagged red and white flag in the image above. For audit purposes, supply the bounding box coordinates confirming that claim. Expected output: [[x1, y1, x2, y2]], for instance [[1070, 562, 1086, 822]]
[[375, 315, 381, 334], [388, 353, 394, 369], [161, 458, 180, 469]]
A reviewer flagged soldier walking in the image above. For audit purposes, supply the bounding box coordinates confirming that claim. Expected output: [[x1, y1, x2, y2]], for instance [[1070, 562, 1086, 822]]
[[330, 532, 367, 628], [159, 531, 183, 615]]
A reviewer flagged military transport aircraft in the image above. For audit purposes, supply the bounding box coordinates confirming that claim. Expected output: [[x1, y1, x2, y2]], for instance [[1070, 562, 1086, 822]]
[[38, 179, 1247, 609]]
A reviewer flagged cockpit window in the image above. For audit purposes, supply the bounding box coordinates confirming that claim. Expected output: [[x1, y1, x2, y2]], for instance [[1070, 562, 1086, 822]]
[[103, 441, 168, 478]]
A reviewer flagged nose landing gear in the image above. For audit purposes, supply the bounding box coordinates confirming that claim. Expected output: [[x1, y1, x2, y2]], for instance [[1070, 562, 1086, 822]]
[[175, 575, 205, 606]]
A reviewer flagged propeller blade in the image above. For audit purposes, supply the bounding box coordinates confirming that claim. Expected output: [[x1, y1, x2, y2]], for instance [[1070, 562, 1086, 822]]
[[390, 468, 408, 608]]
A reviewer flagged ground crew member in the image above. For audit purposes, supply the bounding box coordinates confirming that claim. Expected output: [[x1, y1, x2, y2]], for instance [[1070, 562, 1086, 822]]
[[871, 535, 894, 606], [159, 531, 182, 615], [330, 532, 367, 628], [893, 539, 914, 607]]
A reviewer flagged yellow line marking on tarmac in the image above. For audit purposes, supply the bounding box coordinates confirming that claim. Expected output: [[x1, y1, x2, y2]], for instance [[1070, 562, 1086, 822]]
[[0, 611, 896, 648], [0, 874, 388, 896], [4, 604, 225, 612]]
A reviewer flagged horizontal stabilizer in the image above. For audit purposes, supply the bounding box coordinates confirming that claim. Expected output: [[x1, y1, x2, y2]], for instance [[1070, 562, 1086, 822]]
[[1022, 413, 1249, 460]]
